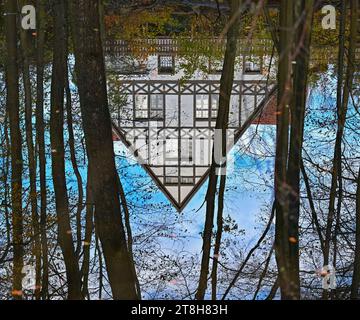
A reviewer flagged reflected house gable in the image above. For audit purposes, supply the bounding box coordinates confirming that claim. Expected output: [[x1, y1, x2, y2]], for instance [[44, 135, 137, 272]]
[[107, 38, 277, 211]]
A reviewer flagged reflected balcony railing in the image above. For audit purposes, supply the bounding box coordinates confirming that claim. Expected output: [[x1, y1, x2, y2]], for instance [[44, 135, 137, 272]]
[[104, 37, 275, 56]]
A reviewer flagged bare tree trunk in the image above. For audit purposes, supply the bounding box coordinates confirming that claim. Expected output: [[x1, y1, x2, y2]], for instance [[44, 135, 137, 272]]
[[4, 0, 24, 300], [286, 0, 314, 299], [348, 0, 360, 300], [69, 0, 138, 299], [95, 232, 104, 300], [253, 245, 275, 300], [274, 0, 293, 300], [210, 174, 225, 300], [301, 159, 325, 255], [65, 66, 84, 258], [196, 0, 241, 300], [266, 277, 279, 300], [0, 117, 11, 267], [351, 167, 360, 299], [332, 1, 357, 292], [323, 0, 346, 269], [50, 0, 82, 300], [81, 166, 94, 299], [19, 0, 42, 298], [117, 176, 141, 299], [323, 1, 351, 300], [35, 0, 49, 300], [273, 0, 314, 300]]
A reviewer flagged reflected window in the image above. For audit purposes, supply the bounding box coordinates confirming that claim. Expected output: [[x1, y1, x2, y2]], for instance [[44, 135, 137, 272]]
[[180, 177, 195, 185], [165, 167, 179, 185], [165, 138, 178, 162], [211, 95, 219, 119], [196, 95, 209, 119], [181, 138, 193, 162], [158, 55, 175, 74], [135, 95, 148, 119], [196, 137, 207, 165], [165, 176, 179, 185], [150, 95, 164, 119]]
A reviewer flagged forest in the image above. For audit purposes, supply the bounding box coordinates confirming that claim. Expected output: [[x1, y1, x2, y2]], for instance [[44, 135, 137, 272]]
[[0, 0, 359, 302]]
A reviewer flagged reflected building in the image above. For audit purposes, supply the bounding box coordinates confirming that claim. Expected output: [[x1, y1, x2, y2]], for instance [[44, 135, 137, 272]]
[[106, 38, 277, 210]]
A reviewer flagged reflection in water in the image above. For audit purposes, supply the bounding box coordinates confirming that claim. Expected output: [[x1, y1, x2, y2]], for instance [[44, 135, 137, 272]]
[[107, 38, 277, 210]]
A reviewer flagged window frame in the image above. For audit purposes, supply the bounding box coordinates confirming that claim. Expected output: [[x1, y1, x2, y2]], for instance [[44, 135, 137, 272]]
[[196, 95, 210, 120], [134, 94, 149, 120], [150, 94, 165, 120], [158, 55, 175, 74]]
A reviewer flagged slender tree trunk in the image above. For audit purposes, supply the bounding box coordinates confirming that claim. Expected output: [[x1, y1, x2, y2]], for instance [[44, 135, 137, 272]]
[[253, 245, 275, 300], [301, 159, 325, 255], [210, 174, 226, 300], [19, 1, 42, 298], [0, 116, 11, 267], [322, 1, 351, 300], [69, 0, 138, 299], [348, 0, 360, 300], [274, 0, 293, 300], [332, 0, 357, 288], [266, 277, 279, 300], [35, 0, 49, 300], [50, 0, 82, 300], [351, 167, 360, 299], [81, 167, 94, 299], [323, 0, 346, 269], [95, 232, 104, 300], [65, 66, 84, 258], [196, 0, 241, 300], [117, 176, 141, 299], [5, 0, 24, 300], [286, 0, 314, 299]]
